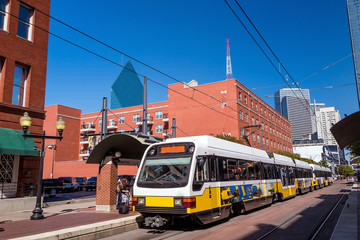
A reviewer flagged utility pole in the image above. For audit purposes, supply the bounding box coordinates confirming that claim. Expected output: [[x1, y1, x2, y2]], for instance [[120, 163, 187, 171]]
[[99, 97, 108, 173], [172, 118, 176, 138], [142, 77, 148, 134]]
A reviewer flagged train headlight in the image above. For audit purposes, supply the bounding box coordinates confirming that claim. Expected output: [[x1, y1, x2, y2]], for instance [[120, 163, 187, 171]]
[[188, 145, 195, 154], [148, 148, 156, 156], [174, 198, 182, 207], [137, 197, 145, 206]]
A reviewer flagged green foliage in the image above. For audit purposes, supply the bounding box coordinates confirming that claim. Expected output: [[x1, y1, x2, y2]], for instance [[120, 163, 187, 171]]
[[348, 140, 360, 158], [319, 160, 330, 168], [275, 151, 315, 165], [336, 164, 354, 176], [213, 134, 244, 145]]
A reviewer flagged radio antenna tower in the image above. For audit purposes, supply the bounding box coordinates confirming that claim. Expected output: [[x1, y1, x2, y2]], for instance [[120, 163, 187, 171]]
[[226, 38, 233, 80]]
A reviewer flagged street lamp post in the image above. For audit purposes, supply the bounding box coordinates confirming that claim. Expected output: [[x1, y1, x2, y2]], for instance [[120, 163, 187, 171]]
[[48, 144, 56, 179], [20, 112, 65, 220]]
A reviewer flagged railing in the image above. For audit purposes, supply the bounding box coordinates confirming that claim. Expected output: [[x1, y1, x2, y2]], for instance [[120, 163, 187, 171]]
[[81, 124, 95, 130], [0, 181, 36, 199]]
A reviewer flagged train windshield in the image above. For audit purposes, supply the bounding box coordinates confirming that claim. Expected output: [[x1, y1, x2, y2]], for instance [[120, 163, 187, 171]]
[[137, 156, 191, 188]]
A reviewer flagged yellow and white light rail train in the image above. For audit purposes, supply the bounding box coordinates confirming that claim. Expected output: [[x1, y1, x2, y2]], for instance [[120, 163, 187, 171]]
[[132, 136, 333, 227]]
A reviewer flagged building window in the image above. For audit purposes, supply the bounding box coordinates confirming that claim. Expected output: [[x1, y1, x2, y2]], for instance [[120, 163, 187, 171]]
[[17, 3, 33, 41], [238, 91, 242, 100], [119, 129, 124, 133], [245, 113, 248, 123], [260, 107, 263, 115], [119, 116, 125, 124], [133, 114, 140, 122], [257, 135, 260, 143], [156, 124, 163, 133], [240, 128, 244, 137], [266, 138, 268, 146], [255, 103, 258, 111], [261, 122, 264, 130], [0, 0, 9, 31], [239, 110, 243, 120], [134, 127, 139, 132], [252, 117, 255, 125], [99, 119, 102, 127], [109, 118, 115, 126], [0, 154, 14, 183], [251, 100, 253, 108], [244, 96, 247, 104], [252, 133, 255, 141], [256, 119, 259, 126], [12, 65, 28, 106], [265, 124, 267, 132], [156, 111, 163, 119]]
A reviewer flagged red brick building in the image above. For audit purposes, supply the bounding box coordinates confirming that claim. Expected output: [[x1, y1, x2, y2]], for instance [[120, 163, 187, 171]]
[[0, 0, 50, 197], [44, 79, 292, 178]]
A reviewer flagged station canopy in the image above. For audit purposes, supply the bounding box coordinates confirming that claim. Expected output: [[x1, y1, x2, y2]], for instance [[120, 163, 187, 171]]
[[86, 133, 161, 166], [330, 111, 360, 149]]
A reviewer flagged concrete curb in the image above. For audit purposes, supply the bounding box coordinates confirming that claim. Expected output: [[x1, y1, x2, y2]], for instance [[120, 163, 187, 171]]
[[9, 214, 144, 240]]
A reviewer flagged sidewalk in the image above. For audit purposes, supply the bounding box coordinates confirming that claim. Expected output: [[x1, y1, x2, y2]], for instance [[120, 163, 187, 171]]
[[331, 181, 359, 240], [0, 197, 142, 240]]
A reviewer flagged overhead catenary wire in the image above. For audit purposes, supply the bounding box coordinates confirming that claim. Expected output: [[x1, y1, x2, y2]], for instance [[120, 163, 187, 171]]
[[251, 53, 353, 90], [23, 2, 242, 117], [4, 9, 241, 126], [226, 0, 334, 142]]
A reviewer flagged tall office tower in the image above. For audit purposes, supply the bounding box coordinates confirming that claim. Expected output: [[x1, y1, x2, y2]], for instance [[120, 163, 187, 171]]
[[315, 107, 341, 145], [110, 60, 143, 109], [274, 88, 314, 141], [347, 0, 360, 109]]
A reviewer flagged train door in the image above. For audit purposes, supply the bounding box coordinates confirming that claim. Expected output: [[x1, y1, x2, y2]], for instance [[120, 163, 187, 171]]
[[209, 157, 223, 220]]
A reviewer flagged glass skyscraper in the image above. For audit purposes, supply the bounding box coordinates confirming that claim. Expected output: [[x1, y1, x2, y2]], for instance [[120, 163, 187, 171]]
[[110, 60, 143, 110], [274, 88, 314, 141], [347, 0, 360, 109]]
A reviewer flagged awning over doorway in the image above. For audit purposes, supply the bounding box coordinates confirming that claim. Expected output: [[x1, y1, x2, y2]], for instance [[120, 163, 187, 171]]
[[86, 133, 160, 164], [0, 128, 38, 156], [330, 111, 360, 149]]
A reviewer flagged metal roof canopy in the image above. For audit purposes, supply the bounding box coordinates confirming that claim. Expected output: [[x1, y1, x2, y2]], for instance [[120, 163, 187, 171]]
[[86, 133, 160, 165], [330, 111, 360, 149]]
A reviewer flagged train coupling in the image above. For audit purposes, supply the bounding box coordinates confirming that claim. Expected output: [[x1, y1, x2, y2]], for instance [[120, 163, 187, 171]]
[[144, 215, 167, 228]]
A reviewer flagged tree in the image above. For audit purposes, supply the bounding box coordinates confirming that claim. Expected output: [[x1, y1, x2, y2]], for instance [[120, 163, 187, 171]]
[[336, 165, 354, 176], [348, 140, 360, 158], [319, 160, 330, 168], [214, 134, 244, 145]]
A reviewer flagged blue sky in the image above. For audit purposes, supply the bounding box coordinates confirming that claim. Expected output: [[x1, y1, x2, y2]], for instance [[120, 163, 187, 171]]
[[45, 0, 357, 117]]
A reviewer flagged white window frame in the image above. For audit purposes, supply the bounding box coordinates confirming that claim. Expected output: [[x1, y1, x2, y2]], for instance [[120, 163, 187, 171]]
[[12, 64, 28, 107], [119, 116, 125, 124], [0, 0, 9, 32], [109, 118, 115, 126], [156, 111, 163, 119], [17, 3, 34, 41], [155, 124, 163, 133], [133, 114, 140, 123]]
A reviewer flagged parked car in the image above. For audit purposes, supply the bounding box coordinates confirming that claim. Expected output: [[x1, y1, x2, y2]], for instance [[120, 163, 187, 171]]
[[84, 177, 97, 191], [58, 177, 79, 192], [42, 178, 63, 197], [76, 177, 87, 191]]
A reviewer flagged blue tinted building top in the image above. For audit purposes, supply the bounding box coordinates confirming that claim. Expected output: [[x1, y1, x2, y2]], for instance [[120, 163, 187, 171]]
[[111, 60, 143, 109]]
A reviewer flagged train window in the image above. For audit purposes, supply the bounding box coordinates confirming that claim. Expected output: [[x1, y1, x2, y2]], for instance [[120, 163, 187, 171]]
[[227, 160, 237, 181], [193, 157, 209, 191], [262, 164, 269, 179], [237, 161, 248, 180], [194, 157, 209, 182], [209, 157, 217, 181], [288, 167, 295, 185], [248, 162, 261, 180], [280, 166, 289, 186]]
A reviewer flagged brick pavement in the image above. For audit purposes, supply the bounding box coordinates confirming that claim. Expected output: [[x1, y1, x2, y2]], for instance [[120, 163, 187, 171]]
[[0, 199, 139, 239]]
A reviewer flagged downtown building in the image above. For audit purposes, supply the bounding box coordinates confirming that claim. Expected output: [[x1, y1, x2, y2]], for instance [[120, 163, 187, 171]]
[[44, 78, 293, 178], [0, 0, 50, 198], [274, 88, 315, 142]]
